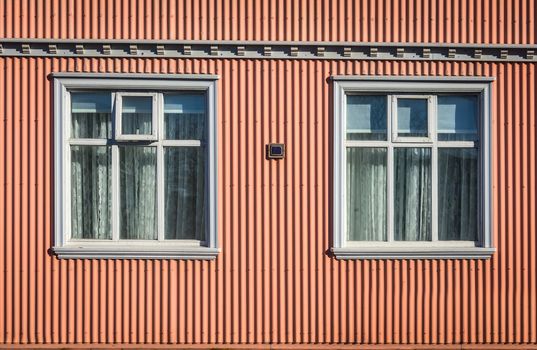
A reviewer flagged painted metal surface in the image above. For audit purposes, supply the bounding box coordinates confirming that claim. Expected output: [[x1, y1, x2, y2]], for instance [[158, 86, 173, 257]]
[[0, 0, 536, 44], [0, 57, 535, 348]]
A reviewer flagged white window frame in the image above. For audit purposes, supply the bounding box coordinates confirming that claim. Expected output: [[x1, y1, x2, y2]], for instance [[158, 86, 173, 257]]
[[115, 92, 159, 141], [392, 95, 434, 142], [332, 76, 495, 259], [52, 73, 219, 259]]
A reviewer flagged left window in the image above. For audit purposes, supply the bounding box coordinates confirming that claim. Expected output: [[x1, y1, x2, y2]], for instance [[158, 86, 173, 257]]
[[53, 74, 219, 259]]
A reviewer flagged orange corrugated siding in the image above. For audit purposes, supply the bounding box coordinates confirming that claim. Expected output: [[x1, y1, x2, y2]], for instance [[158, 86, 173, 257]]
[[0, 58, 536, 348], [0, 0, 535, 44], [0, 1, 536, 348]]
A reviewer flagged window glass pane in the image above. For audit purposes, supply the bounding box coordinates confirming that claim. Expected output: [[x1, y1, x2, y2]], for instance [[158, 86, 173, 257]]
[[438, 95, 478, 141], [120, 146, 157, 239], [164, 147, 206, 240], [121, 96, 153, 135], [71, 146, 112, 239], [346, 95, 387, 140], [71, 92, 111, 138], [438, 148, 478, 241], [394, 147, 432, 241], [346, 147, 387, 241], [164, 94, 206, 140], [397, 98, 428, 137]]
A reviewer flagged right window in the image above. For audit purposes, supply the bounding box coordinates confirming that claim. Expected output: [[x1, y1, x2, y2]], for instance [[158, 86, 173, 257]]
[[333, 78, 494, 259]]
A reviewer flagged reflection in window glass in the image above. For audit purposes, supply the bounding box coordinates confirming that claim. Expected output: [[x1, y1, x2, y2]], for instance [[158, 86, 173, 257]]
[[438, 95, 478, 141], [397, 98, 428, 137], [164, 94, 206, 140], [121, 96, 153, 135], [71, 92, 112, 139], [346, 95, 387, 141]]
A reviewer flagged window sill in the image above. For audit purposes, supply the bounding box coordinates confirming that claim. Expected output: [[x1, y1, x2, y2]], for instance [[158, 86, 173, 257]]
[[332, 247, 495, 259], [53, 245, 220, 260]]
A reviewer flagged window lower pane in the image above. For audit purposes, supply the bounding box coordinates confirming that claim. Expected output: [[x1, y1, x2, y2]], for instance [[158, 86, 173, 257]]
[[394, 147, 432, 241], [120, 146, 157, 239], [346, 147, 387, 241], [438, 148, 478, 241], [71, 146, 112, 239], [164, 147, 206, 240]]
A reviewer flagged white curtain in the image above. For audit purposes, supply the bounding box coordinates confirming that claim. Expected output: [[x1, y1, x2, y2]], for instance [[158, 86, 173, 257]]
[[438, 148, 478, 240], [71, 106, 206, 241], [70, 110, 112, 239], [71, 146, 112, 239], [164, 147, 206, 240], [164, 112, 207, 241], [120, 146, 157, 239], [346, 147, 387, 241], [122, 112, 152, 135], [394, 148, 432, 241]]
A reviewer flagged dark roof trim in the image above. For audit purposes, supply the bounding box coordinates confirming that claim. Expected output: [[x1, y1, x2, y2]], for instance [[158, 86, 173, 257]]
[[1, 39, 536, 62]]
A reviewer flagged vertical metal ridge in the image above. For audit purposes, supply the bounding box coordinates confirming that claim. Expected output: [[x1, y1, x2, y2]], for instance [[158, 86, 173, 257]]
[[0, 0, 536, 44]]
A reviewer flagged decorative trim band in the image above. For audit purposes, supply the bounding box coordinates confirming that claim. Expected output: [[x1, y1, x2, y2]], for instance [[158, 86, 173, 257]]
[[1, 39, 536, 62]]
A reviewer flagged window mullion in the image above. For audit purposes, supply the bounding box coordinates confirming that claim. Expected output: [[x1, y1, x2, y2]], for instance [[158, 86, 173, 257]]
[[432, 144, 438, 242], [112, 144, 120, 241], [431, 96, 438, 242], [387, 144, 394, 243], [157, 93, 165, 242], [387, 95, 394, 243]]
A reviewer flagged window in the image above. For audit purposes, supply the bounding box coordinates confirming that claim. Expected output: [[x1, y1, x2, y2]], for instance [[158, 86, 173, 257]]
[[53, 74, 219, 259], [332, 77, 495, 259]]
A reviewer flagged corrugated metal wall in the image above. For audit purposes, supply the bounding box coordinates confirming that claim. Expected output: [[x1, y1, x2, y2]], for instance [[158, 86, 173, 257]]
[[0, 57, 536, 347], [0, 0, 535, 44]]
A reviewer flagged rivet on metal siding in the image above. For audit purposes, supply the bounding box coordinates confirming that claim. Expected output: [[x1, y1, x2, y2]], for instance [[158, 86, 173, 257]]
[[210, 45, 218, 56], [422, 48, 431, 58], [343, 47, 352, 57], [129, 44, 138, 55], [370, 47, 378, 58], [396, 47, 404, 58], [448, 48, 456, 58], [316, 47, 325, 57], [237, 46, 245, 56], [102, 44, 111, 55], [156, 45, 165, 55], [22, 44, 31, 54], [527, 50, 535, 59], [75, 44, 84, 55], [264, 46, 272, 56], [48, 44, 57, 54], [184, 45, 192, 55], [474, 49, 482, 59], [290, 47, 298, 57], [500, 49, 508, 59]]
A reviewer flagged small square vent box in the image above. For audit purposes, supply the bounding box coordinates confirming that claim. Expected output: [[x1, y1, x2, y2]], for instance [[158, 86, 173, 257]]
[[266, 143, 285, 159]]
